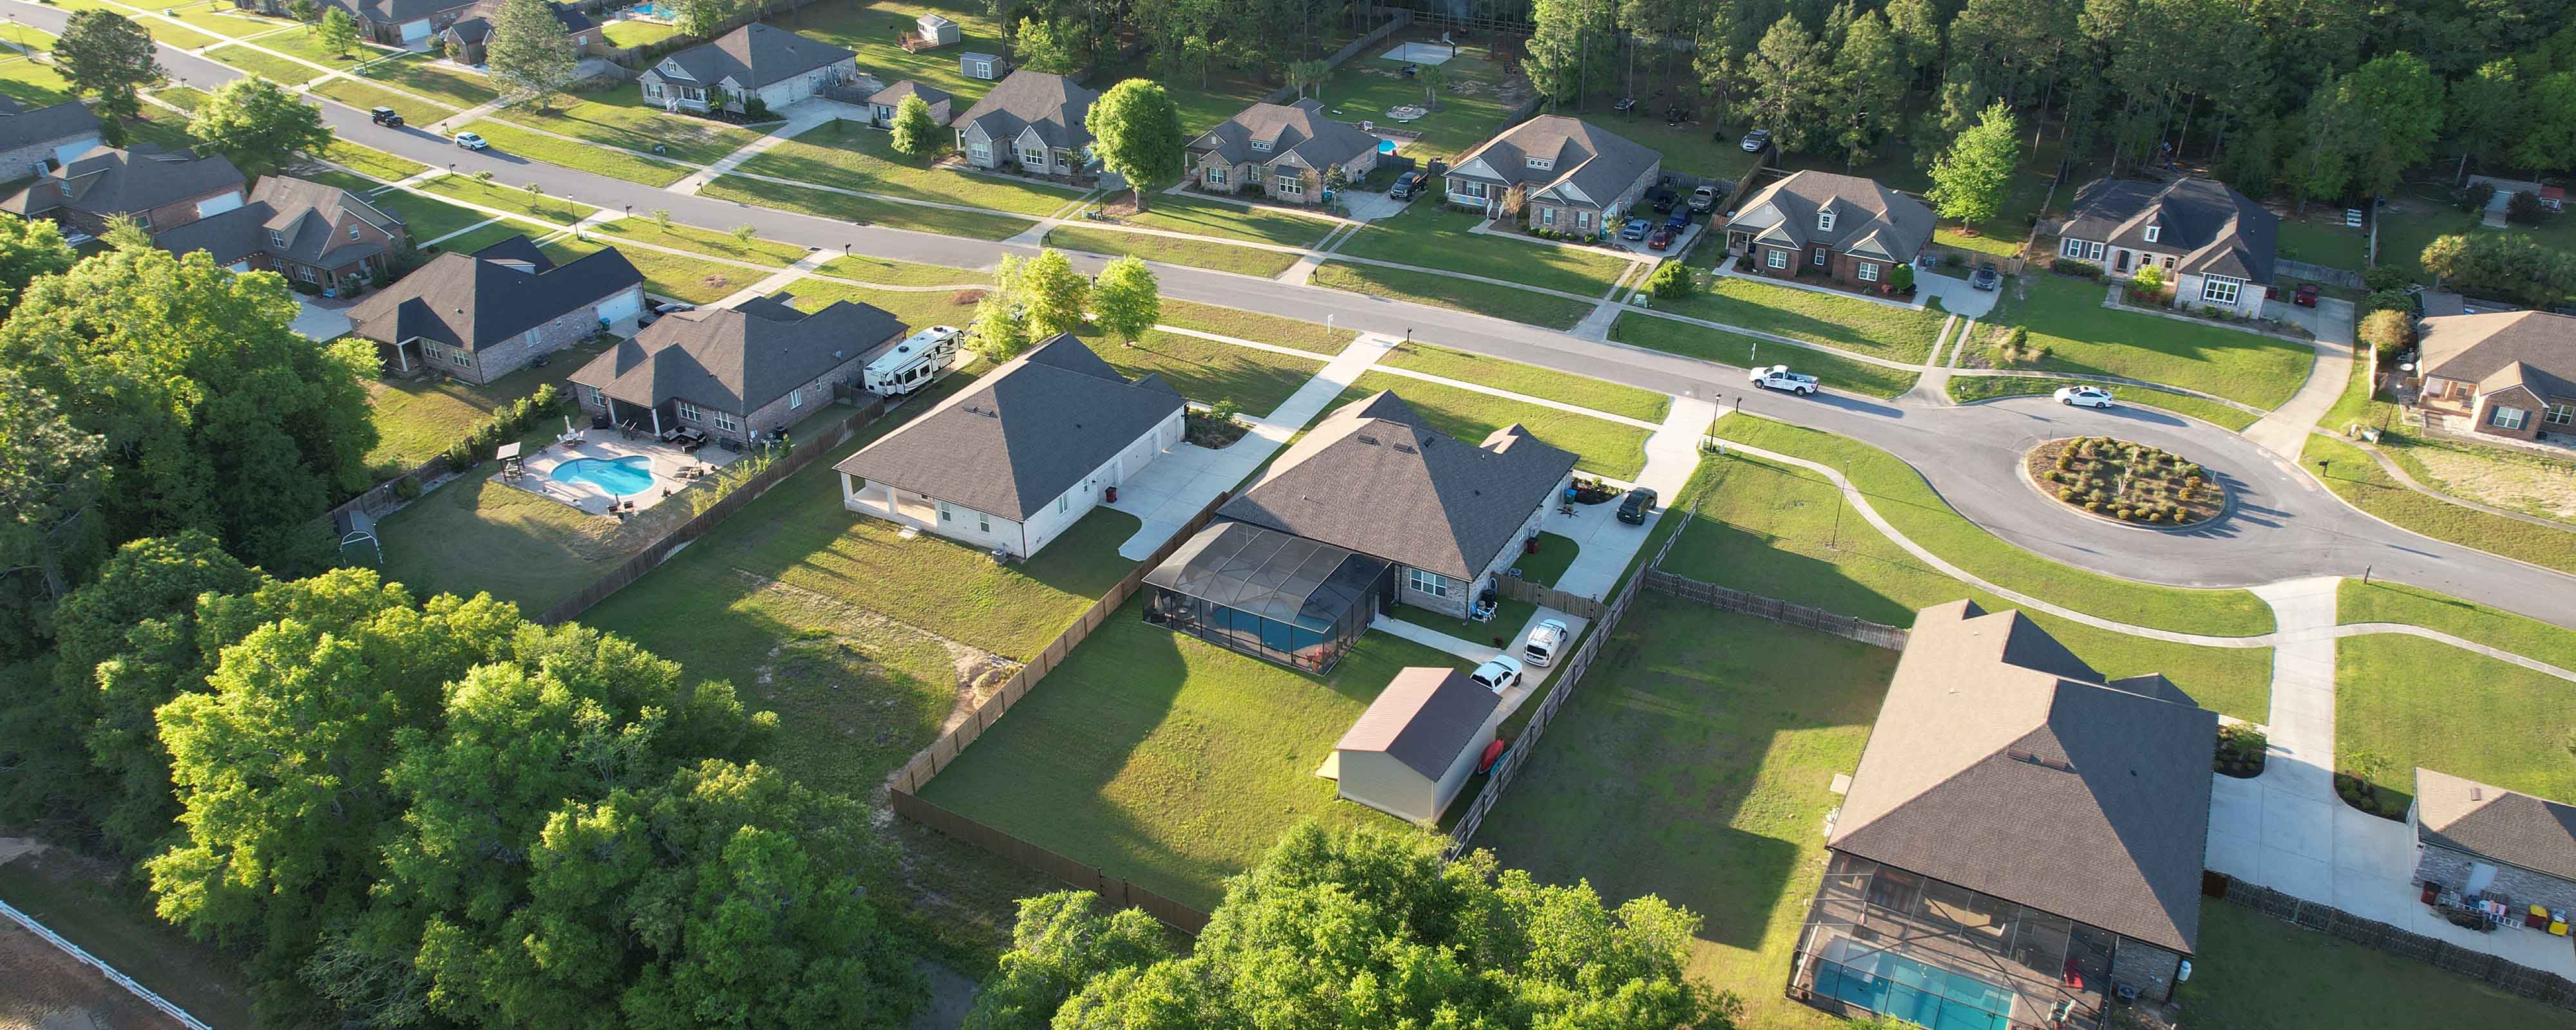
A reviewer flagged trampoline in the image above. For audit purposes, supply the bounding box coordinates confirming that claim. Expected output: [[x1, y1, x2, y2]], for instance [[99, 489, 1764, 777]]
[[1380, 41, 1457, 64], [1814, 937, 2014, 1030]]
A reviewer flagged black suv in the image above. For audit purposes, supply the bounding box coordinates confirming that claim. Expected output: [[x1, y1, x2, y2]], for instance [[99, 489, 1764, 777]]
[[1390, 171, 1425, 200], [370, 106, 404, 127], [1616, 487, 1658, 525]]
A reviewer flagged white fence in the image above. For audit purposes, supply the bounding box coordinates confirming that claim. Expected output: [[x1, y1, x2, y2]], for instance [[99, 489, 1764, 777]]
[[0, 897, 214, 1029]]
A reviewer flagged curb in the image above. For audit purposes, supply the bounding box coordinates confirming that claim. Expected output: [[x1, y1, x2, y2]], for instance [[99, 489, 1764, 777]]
[[2018, 437, 2237, 534]]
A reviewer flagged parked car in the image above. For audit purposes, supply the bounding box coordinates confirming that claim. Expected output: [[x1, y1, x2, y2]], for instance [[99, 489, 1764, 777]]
[[1647, 225, 1678, 250], [2293, 283, 2320, 307], [1971, 261, 2000, 290], [370, 106, 403, 127], [1390, 171, 1425, 200], [1740, 128, 1772, 152], [1663, 208, 1690, 230], [454, 131, 489, 151], [1469, 655, 1524, 694], [653, 301, 697, 316], [1748, 364, 1819, 395], [1648, 187, 1678, 213], [1620, 218, 1651, 241], [1522, 619, 1571, 667], [1616, 486, 1658, 524], [2054, 385, 2116, 409], [1690, 185, 1718, 212]]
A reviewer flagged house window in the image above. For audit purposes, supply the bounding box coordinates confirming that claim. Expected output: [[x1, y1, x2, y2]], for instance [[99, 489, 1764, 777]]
[[1540, 207, 1556, 226], [712, 409, 739, 433], [2201, 277, 2242, 305], [1766, 248, 1788, 269], [1019, 147, 1047, 166], [1208, 167, 1227, 187], [970, 61, 990, 77], [676, 400, 699, 423], [1275, 174, 1302, 198], [1408, 568, 1450, 598], [646, 82, 662, 97], [299, 267, 317, 281], [1577, 211, 1591, 229], [2163, 255, 2175, 269], [348, 225, 361, 240], [1057, 492, 1070, 514], [1812, 247, 1828, 267], [2144, 225, 2161, 243], [969, 142, 991, 163], [978, 511, 991, 533], [1251, 140, 1272, 153], [2060, 238, 2107, 261], [1857, 262, 1879, 282], [1817, 210, 1835, 232], [133, 213, 150, 229], [2546, 402, 2574, 426], [524, 328, 540, 345], [269, 229, 285, 247], [585, 385, 603, 407], [789, 388, 804, 409], [2492, 406, 2530, 431], [448, 350, 471, 368], [938, 503, 952, 523]]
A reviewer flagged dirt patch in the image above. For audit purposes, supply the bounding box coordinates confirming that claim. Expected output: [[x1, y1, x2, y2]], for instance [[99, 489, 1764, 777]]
[[2404, 438, 2576, 521], [0, 919, 188, 1030], [2025, 436, 2225, 526]]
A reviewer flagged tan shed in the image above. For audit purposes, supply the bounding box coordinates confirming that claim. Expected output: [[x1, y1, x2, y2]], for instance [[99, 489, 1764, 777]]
[[1335, 666, 1501, 823]]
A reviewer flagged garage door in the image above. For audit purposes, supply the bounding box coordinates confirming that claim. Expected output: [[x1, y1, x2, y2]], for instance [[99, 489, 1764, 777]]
[[595, 287, 643, 323], [400, 19, 430, 41]]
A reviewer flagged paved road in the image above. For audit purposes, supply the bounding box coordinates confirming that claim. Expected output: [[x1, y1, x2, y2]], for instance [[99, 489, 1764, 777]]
[[61, 0, 2576, 630]]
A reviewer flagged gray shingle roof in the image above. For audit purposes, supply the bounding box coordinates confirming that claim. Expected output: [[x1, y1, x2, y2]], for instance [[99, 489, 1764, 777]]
[[349, 236, 641, 352], [2416, 767, 2576, 883], [1445, 115, 1660, 212], [573, 289, 902, 415], [1189, 98, 1380, 171], [1338, 666, 1499, 780], [1217, 391, 1576, 581], [2417, 312, 2576, 401], [0, 95, 97, 154], [653, 23, 853, 91], [868, 80, 954, 123], [154, 174, 404, 269], [2055, 176, 2280, 284], [954, 70, 1097, 153], [1726, 170, 1935, 264], [334, 0, 473, 26], [1828, 599, 2218, 953], [0, 144, 243, 220]]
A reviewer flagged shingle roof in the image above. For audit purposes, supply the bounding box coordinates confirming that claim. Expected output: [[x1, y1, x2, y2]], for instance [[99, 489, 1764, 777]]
[[1189, 98, 1380, 171], [334, 0, 473, 26], [445, 2, 592, 41], [653, 23, 853, 90], [153, 175, 404, 269], [2418, 312, 2576, 401], [2055, 176, 2280, 284], [0, 144, 243, 220], [954, 70, 1098, 153], [2416, 767, 2576, 883], [573, 290, 902, 415], [1829, 599, 2218, 953], [1726, 170, 1935, 264], [349, 236, 642, 352], [0, 95, 97, 153], [1217, 391, 1577, 581], [1338, 666, 1499, 780], [1444, 116, 1660, 212], [833, 334, 1180, 519], [868, 79, 954, 122]]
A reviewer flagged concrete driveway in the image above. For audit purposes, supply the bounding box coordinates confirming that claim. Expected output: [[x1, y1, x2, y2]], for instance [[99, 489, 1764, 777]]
[[2264, 295, 2356, 344], [1336, 189, 1406, 222], [292, 299, 353, 341], [1913, 266, 2000, 318]]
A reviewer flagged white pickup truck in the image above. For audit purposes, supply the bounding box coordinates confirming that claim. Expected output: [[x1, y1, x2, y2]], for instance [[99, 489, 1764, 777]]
[[1748, 364, 1819, 395]]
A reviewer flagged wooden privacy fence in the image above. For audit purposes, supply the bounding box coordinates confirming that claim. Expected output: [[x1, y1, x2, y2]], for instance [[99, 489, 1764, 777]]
[[1642, 572, 1911, 651], [891, 789, 1211, 934], [1494, 575, 1605, 620], [323, 454, 453, 531], [2213, 877, 2576, 1011], [1254, 12, 1414, 106]]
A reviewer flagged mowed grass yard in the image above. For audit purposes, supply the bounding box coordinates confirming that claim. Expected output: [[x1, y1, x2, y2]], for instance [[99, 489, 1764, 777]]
[[761, 0, 1008, 101], [1315, 36, 1525, 162], [1333, 201, 1637, 299], [2340, 579, 2576, 672], [544, 237, 761, 306], [419, 173, 598, 224], [1609, 313, 1922, 399], [2305, 433, 2576, 576], [1651, 270, 1948, 364], [2372, 194, 2576, 283], [1108, 192, 1338, 247], [1980, 273, 2317, 409], [1378, 341, 1671, 422], [2181, 900, 2575, 1029], [457, 120, 694, 187], [1476, 599, 1892, 1030], [359, 53, 500, 111], [364, 336, 616, 472], [919, 612, 1468, 912], [1312, 261, 1597, 331], [1044, 225, 1303, 279], [704, 175, 1036, 240], [0, 53, 77, 107], [1071, 326, 1324, 413], [737, 124, 1087, 216], [1159, 298, 1358, 355], [2336, 632, 2576, 813], [1334, 370, 1655, 479], [497, 88, 772, 166]]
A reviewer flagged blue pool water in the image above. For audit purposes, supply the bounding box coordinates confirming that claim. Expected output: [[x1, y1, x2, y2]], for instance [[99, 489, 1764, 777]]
[[1814, 939, 2013, 1030], [552, 456, 655, 496]]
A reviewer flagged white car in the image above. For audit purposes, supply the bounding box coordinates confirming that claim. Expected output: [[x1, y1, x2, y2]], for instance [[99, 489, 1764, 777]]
[[1748, 364, 1819, 395], [1522, 619, 1571, 667], [2054, 385, 2116, 409], [1468, 655, 1525, 694], [454, 131, 489, 151]]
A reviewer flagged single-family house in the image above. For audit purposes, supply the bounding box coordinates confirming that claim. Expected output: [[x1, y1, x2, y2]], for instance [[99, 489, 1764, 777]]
[[1792, 599, 2215, 1029], [952, 70, 1094, 177], [912, 12, 959, 48], [1334, 666, 1502, 823], [1442, 115, 1660, 238], [574, 291, 902, 447], [2411, 767, 2576, 923], [0, 144, 245, 243], [1723, 171, 1934, 290], [1186, 98, 1380, 206], [958, 50, 1007, 80], [2049, 175, 2278, 317], [155, 175, 408, 293], [638, 24, 859, 115], [253, 0, 481, 47], [440, 1, 597, 65], [0, 93, 100, 180], [834, 333, 1184, 558], [2408, 310, 2576, 441], [866, 80, 954, 129], [351, 236, 644, 382]]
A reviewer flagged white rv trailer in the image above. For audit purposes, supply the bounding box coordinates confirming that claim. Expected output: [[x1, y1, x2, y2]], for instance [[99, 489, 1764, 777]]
[[864, 326, 961, 395]]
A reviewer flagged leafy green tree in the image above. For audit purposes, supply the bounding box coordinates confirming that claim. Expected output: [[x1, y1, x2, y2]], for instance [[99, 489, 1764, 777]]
[[1086, 79, 1183, 212], [1880, 0, 1941, 86], [287, 0, 319, 21], [0, 368, 104, 668], [889, 93, 940, 156], [53, 10, 160, 146], [670, 0, 747, 38], [2286, 76, 2353, 209], [2334, 53, 2443, 200], [1020, 248, 1088, 340], [316, 5, 359, 55], [1524, 0, 1586, 109], [0, 216, 77, 321], [964, 892, 1173, 1030], [2514, 71, 2576, 173], [486, 0, 576, 107], [1013, 17, 1076, 74], [98, 214, 153, 252], [971, 255, 1032, 362], [1089, 256, 1159, 344], [2447, 60, 2521, 178], [187, 76, 332, 175], [1927, 101, 2020, 225], [1829, 11, 1906, 170], [2358, 308, 2413, 353], [2420, 232, 2576, 305], [1747, 15, 1831, 152]]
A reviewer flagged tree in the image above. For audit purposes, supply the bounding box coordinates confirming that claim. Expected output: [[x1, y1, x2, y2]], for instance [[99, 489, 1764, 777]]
[[2419, 232, 2576, 305], [0, 371, 103, 657], [1829, 11, 1906, 171], [1086, 79, 1184, 212], [2447, 60, 2520, 177], [1020, 249, 1088, 340], [2514, 72, 2576, 173], [1090, 256, 1159, 344], [1747, 15, 1831, 152], [890, 93, 940, 156], [187, 76, 332, 176], [1288, 59, 1329, 102], [1882, 0, 1941, 86], [970, 256, 1032, 361], [316, 6, 359, 57], [2358, 308, 2413, 353], [287, 0, 319, 21], [54, 11, 160, 145], [1645, 259, 1693, 299], [0, 214, 77, 321], [1524, 0, 1586, 109], [670, 0, 747, 38], [730, 223, 757, 243], [1419, 61, 1447, 108], [2334, 53, 2443, 200], [1013, 17, 1076, 75], [964, 893, 1173, 1030], [486, 0, 576, 107], [1926, 101, 2020, 225], [97, 213, 152, 252]]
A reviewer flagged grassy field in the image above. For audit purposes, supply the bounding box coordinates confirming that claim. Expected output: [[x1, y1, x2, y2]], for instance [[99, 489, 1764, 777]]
[[0, 843, 259, 1030], [1103, 192, 1334, 247], [782, 277, 1000, 335], [1334, 201, 1636, 299], [370, 189, 513, 244], [422, 220, 526, 254], [703, 175, 1037, 240], [2183, 900, 2575, 1029], [0, 54, 76, 106], [377, 460, 669, 613], [498, 89, 769, 166], [364, 337, 615, 473], [2372, 194, 2576, 283], [160, 0, 287, 39], [1045, 226, 1303, 278], [2336, 632, 2576, 812], [1610, 313, 1922, 399], [1072, 326, 1324, 412], [317, 138, 428, 181], [457, 119, 694, 187], [759, 0, 1009, 102], [2340, 579, 2576, 671], [419, 173, 598, 224], [1331, 370, 1653, 478], [1477, 599, 1889, 1030], [2275, 211, 2371, 271], [312, 74, 455, 118], [1974, 273, 2318, 409], [258, 25, 399, 69], [2306, 433, 2576, 576], [597, 17, 684, 46], [1649, 270, 1947, 364], [919, 611, 1466, 911], [1160, 299, 1357, 355], [2376, 431, 2576, 524], [359, 54, 499, 111], [738, 124, 1087, 216], [1313, 260, 1597, 330], [1309, 33, 1525, 162], [591, 216, 811, 266], [544, 237, 752, 305], [1944, 375, 2263, 432], [203, 43, 323, 86], [1377, 340, 1670, 422], [819, 254, 990, 286]]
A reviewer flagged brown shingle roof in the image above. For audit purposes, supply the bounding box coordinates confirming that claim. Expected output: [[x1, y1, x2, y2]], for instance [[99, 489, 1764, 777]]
[[2416, 767, 2576, 882], [1189, 98, 1380, 171], [1338, 666, 1499, 780], [2418, 311, 2576, 400], [570, 290, 899, 414], [954, 70, 1097, 152], [1726, 170, 1935, 264]]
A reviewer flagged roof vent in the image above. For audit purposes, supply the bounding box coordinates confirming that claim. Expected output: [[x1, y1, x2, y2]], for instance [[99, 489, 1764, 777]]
[[1356, 434, 1379, 445], [834, 349, 845, 359], [2472, 787, 2485, 801], [1392, 443, 1416, 454]]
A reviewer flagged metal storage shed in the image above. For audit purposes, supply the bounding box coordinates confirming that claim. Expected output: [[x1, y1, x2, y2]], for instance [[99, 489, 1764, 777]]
[[1141, 521, 1390, 673]]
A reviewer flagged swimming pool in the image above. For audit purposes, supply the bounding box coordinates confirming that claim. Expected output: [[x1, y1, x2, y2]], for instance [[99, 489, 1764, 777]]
[[1814, 937, 2014, 1030], [552, 455, 656, 496]]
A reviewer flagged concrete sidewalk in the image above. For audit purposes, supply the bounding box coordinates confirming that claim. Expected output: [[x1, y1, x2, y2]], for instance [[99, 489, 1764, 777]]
[[1550, 397, 1715, 600], [671, 100, 855, 194]]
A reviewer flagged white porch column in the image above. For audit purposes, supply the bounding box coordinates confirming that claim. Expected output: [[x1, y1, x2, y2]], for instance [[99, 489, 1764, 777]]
[[839, 471, 857, 504], [649, 407, 663, 436]]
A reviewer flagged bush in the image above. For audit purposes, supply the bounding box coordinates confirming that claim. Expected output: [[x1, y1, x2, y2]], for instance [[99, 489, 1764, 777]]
[[2357, 308, 2414, 353], [1645, 260, 1693, 299], [2362, 288, 2414, 315], [2461, 182, 2496, 213], [2362, 265, 2410, 292], [1888, 263, 1915, 292], [2506, 190, 2546, 226], [2051, 259, 2103, 281], [393, 476, 422, 500]]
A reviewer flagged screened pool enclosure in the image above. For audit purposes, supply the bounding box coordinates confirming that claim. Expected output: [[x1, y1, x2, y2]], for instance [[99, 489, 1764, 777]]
[[1142, 521, 1392, 673]]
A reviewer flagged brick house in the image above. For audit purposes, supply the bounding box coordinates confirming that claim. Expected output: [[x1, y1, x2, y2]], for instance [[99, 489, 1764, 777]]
[[1186, 98, 1380, 207], [2409, 310, 2576, 441], [638, 24, 859, 115], [154, 175, 408, 293], [2048, 176, 2278, 318], [1443, 115, 1660, 239], [440, 1, 598, 65], [1723, 171, 1934, 290], [574, 291, 903, 447], [0, 144, 245, 243], [0, 93, 100, 181], [952, 70, 1096, 179], [2411, 767, 2576, 922], [348, 235, 645, 382]]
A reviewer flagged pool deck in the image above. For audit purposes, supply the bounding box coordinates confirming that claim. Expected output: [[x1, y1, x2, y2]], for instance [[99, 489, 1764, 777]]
[[504, 433, 742, 517]]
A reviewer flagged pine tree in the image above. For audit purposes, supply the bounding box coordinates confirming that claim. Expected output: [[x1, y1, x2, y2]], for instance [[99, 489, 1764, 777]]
[[485, 0, 576, 108]]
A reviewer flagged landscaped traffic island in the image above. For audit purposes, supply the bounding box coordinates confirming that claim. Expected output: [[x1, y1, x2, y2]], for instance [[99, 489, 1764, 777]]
[[2025, 436, 2225, 526]]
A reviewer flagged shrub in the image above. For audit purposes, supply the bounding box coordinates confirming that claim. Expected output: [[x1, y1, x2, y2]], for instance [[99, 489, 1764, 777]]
[[2116, 507, 2134, 520], [2058, 486, 2076, 500], [2362, 288, 2414, 315], [1208, 398, 1242, 425], [1646, 260, 1693, 300], [2051, 259, 2103, 281], [2085, 501, 2102, 512], [2147, 510, 2164, 522], [2362, 265, 2410, 293], [393, 476, 422, 500], [2358, 308, 2414, 352], [2461, 181, 2496, 213], [2506, 190, 2546, 226], [1888, 263, 1915, 292]]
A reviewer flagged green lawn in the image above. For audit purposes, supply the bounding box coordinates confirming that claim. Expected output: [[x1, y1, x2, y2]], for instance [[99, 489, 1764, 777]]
[[376, 460, 670, 613], [0, 841, 260, 1030], [1071, 326, 1324, 412], [0, 55, 77, 106], [1310, 35, 1522, 162], [1944, 375, 2263, 432], [364, 337, 615, 473], [2275, 212, 2371, 271], [1102, 192, 1334, 247], [317, 138, 428, 181], [819, 254, 990, 286], [597, 17, 684, 46], [2337, 632, 2576, 812], [1044, 225, 1303, 278], [421, 220, 527, 254], [161, 0, 289, 39], [1334, 201, 1635, 299], [1336, 370, 1654, 479], [2372, 197, 2576, 283], [761, 0, 1009, 101], [258, 26, 399, 69], [703, 175, 1037, 241], [1774, 133, 2074, 253], [2306, 433, 2576, 576], [2183, 900, 2576, 1029], [418, 173, 598, 224], [1610, 313, 1922, 399], [544, 237, 749, 305], [357, 53, 498, 111], [1378, 340, 1670, 422], [368, 189, 512, 244], [150, 84, 205, 111], [1477, 598, 1890, 1030], [312, 79, 451, 132], [1312, 260, 1596, 331], [202, 43, 323, 86], [0, 24, 55, 52], [1980, 273, 2318, 409], [591, 216, 811, 266], [498, 89, 769, 166], [458, 119, 694, 187], [1647, 269, 1946, 364], [738, 123, 1086, 216], [1158, 299, 1356, 355], [2340, 579, 2576, 673], [1517, 530, 1578, 586], [918, 611, 1467, 912]]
